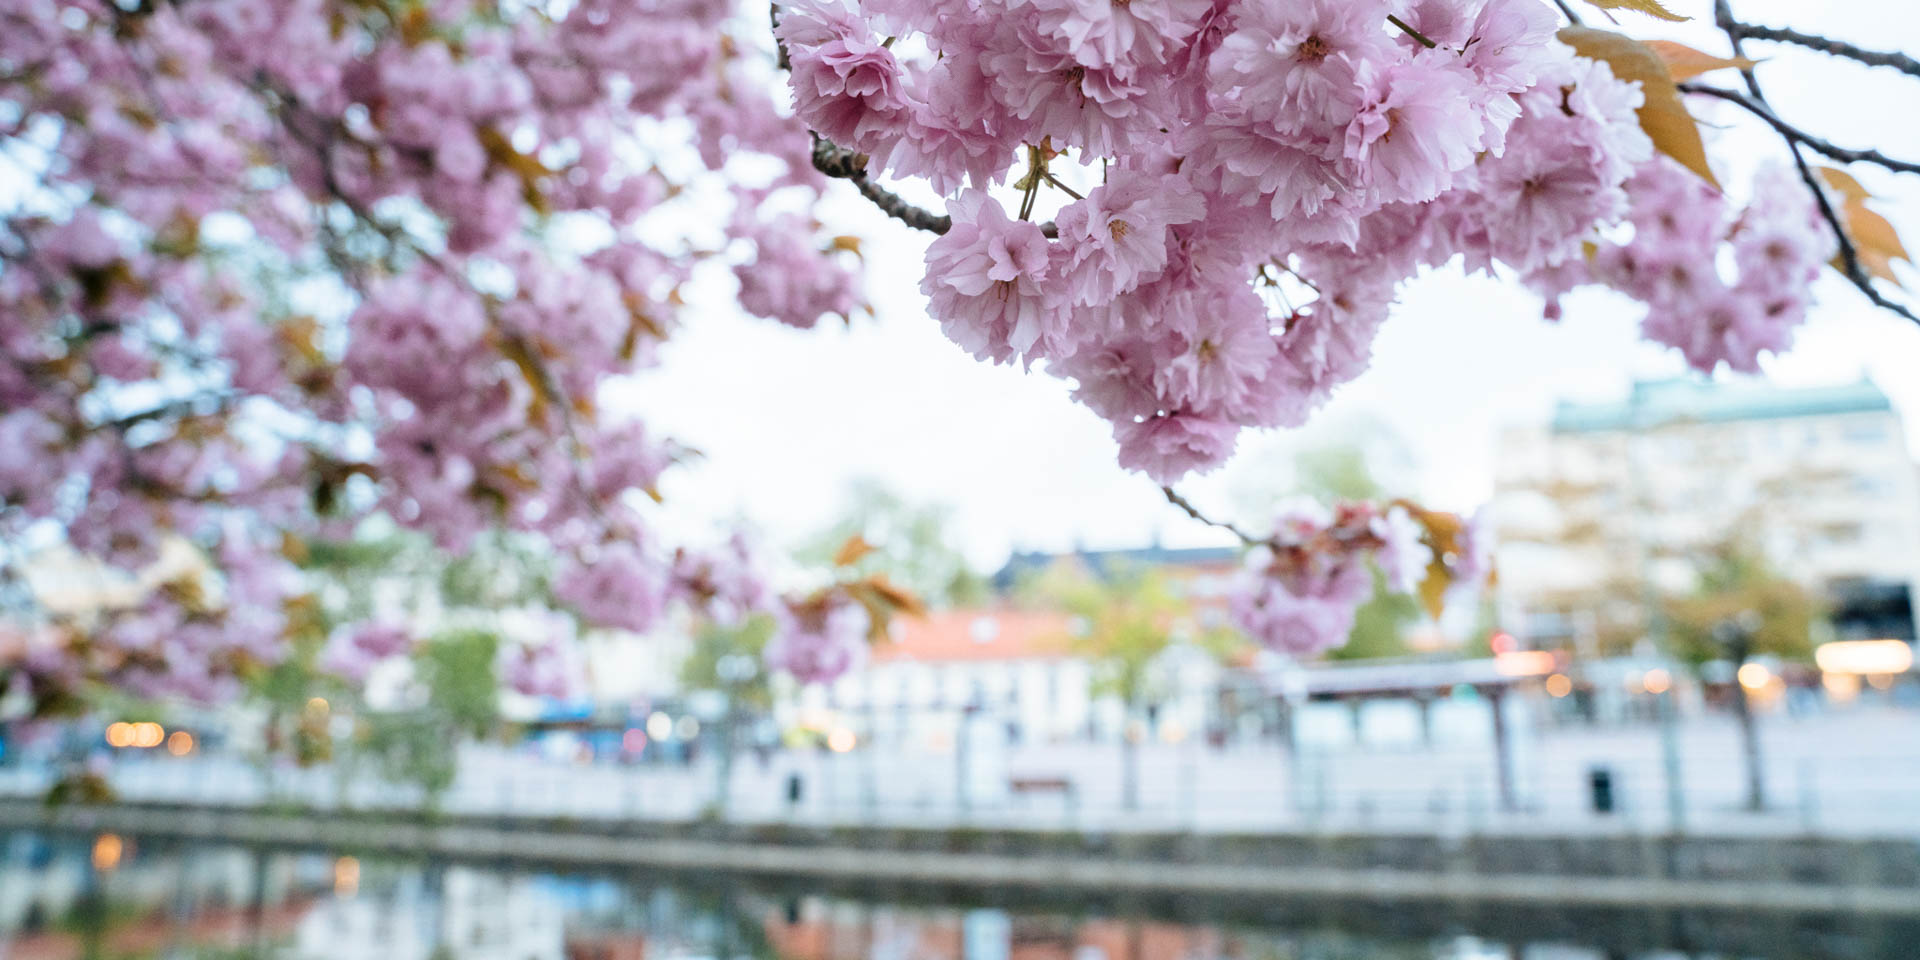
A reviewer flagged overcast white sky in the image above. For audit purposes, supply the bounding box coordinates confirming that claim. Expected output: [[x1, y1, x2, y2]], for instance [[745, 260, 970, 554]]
[[616, 0, 1920, 573]]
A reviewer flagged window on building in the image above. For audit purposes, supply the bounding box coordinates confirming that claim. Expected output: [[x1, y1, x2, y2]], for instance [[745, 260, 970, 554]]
[[1819, 522, 1864, 546], [1844, 422, 1888, 446]]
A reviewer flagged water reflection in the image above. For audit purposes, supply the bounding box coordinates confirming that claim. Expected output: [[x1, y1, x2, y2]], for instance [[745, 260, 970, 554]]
[[0, 831, 1909, 960]]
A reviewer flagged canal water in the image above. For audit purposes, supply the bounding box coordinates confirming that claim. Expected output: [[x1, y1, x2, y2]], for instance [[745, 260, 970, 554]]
[[0, 831, 1911, 960]]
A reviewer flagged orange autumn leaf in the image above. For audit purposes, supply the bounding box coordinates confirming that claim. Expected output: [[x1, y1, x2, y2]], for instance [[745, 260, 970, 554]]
[[1644, 40, 1758, 81], [1560, 27, 1719, 190]]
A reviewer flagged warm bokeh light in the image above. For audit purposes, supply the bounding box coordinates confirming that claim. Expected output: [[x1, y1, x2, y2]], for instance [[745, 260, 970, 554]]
[[167, 730, 195, 756], [1643, 668, 1673, 695], [92, 834, 123, 872], [1823, 671, 1861, 701], [1737, 663, 1772, 690], [1545, 674, 1573, 698], [306, 696, 330, 717], [334, 856, 360, 896], [1494, 650, 1556, 677], [1814, 640, 1914, 676], [133, 722, 165, 748], [826, 727, 858, 753], [105, 722, 133, 748]]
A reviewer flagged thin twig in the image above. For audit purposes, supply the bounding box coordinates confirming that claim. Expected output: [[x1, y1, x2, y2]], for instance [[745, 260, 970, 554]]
[[1550, 0, 1584, 26], [1708, 0, 1917, 325], [1677, 83, 1920, 175], [811, 134, 952, 233], [1161, 487, 1263, 546], [1725, 20, 1919, 79], [1386, 15, 1436, 49]]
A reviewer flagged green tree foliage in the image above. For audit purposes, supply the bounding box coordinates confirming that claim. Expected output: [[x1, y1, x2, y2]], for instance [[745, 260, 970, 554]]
[[256, 525, 539, 800], [1045, 565, 1182, 708], [1665, 541, 1822, 667], [357, 629, 501, 801], [797, 477, 985, 608], [1327, 569, 1422, 662], [678, 614, 777, 711]]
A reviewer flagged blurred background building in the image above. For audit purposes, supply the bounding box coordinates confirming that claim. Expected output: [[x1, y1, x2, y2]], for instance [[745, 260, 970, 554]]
[[1493, 377, 1920, 653]]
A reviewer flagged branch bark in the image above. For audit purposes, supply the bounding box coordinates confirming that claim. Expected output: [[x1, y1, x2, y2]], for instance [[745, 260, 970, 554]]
[[1724, 20, 1920, 79], [1161, 486, 1262, 546], [1708, 0, 1916, 326], [1676, 83, 1920, 176], [809, 136, 952, 235]]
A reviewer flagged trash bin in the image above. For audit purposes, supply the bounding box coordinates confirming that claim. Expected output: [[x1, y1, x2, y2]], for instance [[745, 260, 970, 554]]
[[1589, 766, 1615, 814]]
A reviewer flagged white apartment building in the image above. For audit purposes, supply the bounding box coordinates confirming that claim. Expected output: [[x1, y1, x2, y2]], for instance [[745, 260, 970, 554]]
[[781, 607, 1224, 748], [1493, 377, 1920, 649]]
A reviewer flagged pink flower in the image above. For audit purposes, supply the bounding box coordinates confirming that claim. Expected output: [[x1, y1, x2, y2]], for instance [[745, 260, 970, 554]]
[[1271, 266, 1394, 404], [1206, 0, 1391, 138], [1191, 112, 1347, 222], [555, 543, 669, 634], [1229, 547, 1371, 657], [921, 189, 1062, 362], [1449, 506, 1494, 586], [777, 0, 911, 152], [348, 621, 414, 659], [1027, 0, 1213, 76], [502, 634, 583, 700], [672, 534, 773, 625], [1056, 169, 1206, 304], [1371, 505, 1432, 594], [321, 635, 380, 686], [735, 213, 862, 330], [435, 128, 489, 183], [1154, 283, 1277, 414], [1113, 411, 1239, 484], [1344, 60, 1482, 204], [765, 594, 869, 685], [42, 210, 122, 269], [984, 29, 1165, 157]]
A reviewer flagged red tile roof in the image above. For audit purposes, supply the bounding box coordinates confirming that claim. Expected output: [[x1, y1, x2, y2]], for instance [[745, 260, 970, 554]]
[[872, 608, 1077, 663]]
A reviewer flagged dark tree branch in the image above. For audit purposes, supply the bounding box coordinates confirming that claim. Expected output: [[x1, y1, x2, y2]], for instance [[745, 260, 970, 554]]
[[1708, 0, 1917, 326], [1724, 20, 1920, 79], [97, 391, 237, 432], [1677, 83, 1920, 175], [809, 135, 952, 235], [1550, 0, 1584, 25], [1161, 486, 1262, 547], [776, 6, 951, 236]]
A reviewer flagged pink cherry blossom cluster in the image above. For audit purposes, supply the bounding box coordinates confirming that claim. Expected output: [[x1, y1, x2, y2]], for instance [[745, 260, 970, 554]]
[[1531, 159, 1837, 374], [777, 0, 1698, 482], [1, 0, 858, 704], [1, 0, 1853, 706], [778, 0, 1836, 484], [500, 631, 586, 701], [1228, 499, 1458, 657], [762, 591, 871, 685], [319, 621, 416, 687]]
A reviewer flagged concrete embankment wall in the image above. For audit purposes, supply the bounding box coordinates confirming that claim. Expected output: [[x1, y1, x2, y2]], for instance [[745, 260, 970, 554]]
[[3, 799, 1916, 916]]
